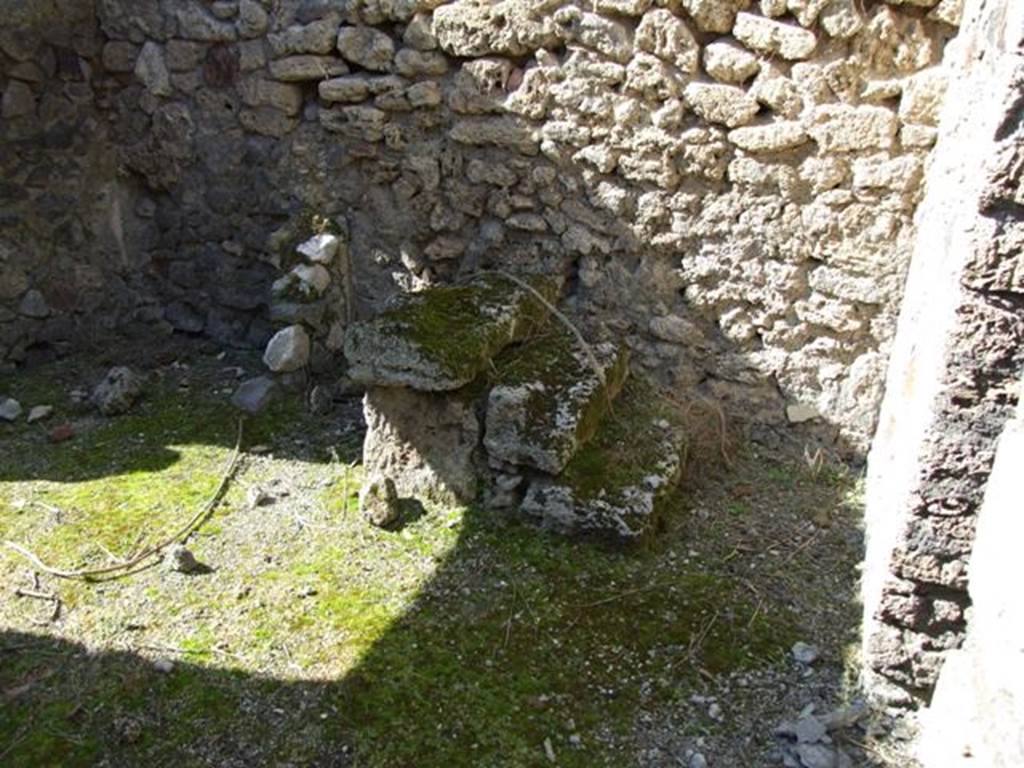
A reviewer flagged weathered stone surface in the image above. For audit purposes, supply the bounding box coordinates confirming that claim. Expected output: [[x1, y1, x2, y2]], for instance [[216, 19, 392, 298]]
[[102, 41, 137, 73], [683, 82, 760, 128], [855, 6, 937, 75], [864, 2, 1024, 704], [573, 12, 634, 64], [403, 12, 436, 50], [0, 397, 22, 422], [394, 48, 448, 77], [820, 0, 864, 38], [269, 55, 348, 81], [231, 375, 276, 414], [345, 273, 560, 391], [135, 41, 172, 97], [291, 263, 331, 296], [362, 386, 481, 507], [649, 314, 704, 344], [176, 5, 238, 42], [520, 379, 686, 540], [297, 233, 339, 263], [595, 0, 652, 15], [918, 414, 1024, 767], [433, 0, 556, 58], [269, 19, 338, 56], [237, 0, 269, 39], [360, 475, 401, 527], [805, 104, 898, 152], [703, 40, 760, 84], [485, 335, 630, 474], [407, 80, 441, 107], [318, 75, 372, 103], [336, 25, 395, 72], [449, 115, 539, 155], [728, 121, 808, 152], [239, 76, 304, 115], [733, 12, 818, 60], [92, 367, 144, 416], [682, 0, 750, 33], [635, 9, 698, 72], [1, 80, 35, 119], [18, 289, 50, 318], [899, 67, 947, 126], [263, 324, 310, 372], [27, 405, 53, 423], [319, 104, 388, 140]]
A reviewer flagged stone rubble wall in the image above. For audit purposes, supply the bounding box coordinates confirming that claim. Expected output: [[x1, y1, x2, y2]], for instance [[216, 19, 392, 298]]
[[916, 400, 1024, 766], [863, 0, 1024, 705], [0, 0, 154, 367], [2, 0, 965, 448]]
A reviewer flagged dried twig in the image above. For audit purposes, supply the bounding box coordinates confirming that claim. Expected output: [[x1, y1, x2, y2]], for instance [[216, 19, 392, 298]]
[[13, 586, 61, 623], [13, 588, 56, 601], [781, 530, 820, 565], [3, 418, 245, 582], [687, 611, 720, 664], [578, 582, 671, 610], [654, 389, 734, 469], [482, 270, 612, 410]]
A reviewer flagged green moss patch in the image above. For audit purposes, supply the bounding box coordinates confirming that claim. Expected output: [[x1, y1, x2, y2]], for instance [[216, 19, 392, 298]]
[[345, 273, 561, 389]]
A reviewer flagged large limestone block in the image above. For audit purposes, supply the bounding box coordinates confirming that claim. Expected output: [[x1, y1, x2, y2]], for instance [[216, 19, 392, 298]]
[[733, 12, 817, 60], [805, 104, 898, 152], [899, 67, 948, 126], [345, 274, 561, 391], [574, 12, 635, 63], [703, 40, 760, 84], [682, 0, 751, 33], [635, 9, 699, 72], [449, 116, 540, 155], [520, 379, 687, 540], [336, 25, 395, 72], [362, 386, 481, 507], [683, 82, 760, 128], [269, 19, 339, 57], [433, 0, 558, 58], [728, 121, 808, 152], [485, 335, 630, 474], [269, 55, 349, 82]]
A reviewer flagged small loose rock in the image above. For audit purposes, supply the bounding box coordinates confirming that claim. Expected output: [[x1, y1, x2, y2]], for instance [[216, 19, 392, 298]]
[[0, 397, 22, 422], [27, 405, 53, 423], [791, 641, 820, 665], [93, 367, 145, 416], [165, 544, 201, 574]]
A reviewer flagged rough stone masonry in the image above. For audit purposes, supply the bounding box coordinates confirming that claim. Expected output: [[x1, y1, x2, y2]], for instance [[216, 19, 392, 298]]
[[1, 0, 963, 453], [5, 0, 1019, 716]]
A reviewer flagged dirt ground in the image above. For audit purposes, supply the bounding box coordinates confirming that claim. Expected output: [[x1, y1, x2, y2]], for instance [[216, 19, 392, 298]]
[[1, 341, 918, 767]]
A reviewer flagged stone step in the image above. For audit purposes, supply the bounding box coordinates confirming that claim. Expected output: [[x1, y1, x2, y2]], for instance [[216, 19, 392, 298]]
[[344, 273, 561, 391], [484, 332, 630, 475], [519, 379, 687, 541]]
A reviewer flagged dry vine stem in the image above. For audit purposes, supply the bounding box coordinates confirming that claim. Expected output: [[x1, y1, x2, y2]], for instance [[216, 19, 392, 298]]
[[3, 417, 245, 581], [482, 270, 611, 408]]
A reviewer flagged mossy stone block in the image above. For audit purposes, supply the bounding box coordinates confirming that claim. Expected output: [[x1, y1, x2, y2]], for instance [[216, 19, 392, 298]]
[[484, 333, 630, 474], [344, 273, 560, 391], [520, 378, 687, 540]]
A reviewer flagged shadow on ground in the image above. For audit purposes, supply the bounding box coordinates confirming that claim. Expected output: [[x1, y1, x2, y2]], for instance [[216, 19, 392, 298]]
[[1, 347, 866, 767]]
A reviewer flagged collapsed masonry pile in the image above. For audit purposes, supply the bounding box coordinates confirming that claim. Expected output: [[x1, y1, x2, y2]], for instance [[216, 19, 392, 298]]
[[344, 273, 687, 539]]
